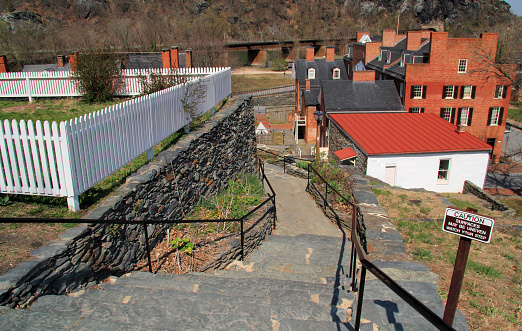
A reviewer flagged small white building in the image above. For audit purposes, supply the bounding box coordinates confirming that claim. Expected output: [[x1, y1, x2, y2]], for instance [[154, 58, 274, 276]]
[[329, 113, 492, 193]]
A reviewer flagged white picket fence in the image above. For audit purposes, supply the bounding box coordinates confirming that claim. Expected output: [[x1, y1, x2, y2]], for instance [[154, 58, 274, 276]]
[[0, 67, 224, 101], [0, 67, 232, 211]]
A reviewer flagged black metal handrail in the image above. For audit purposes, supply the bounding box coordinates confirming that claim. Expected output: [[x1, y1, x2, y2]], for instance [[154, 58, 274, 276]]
[[306, 163, 456, 331], [0, 157, 276, 275]]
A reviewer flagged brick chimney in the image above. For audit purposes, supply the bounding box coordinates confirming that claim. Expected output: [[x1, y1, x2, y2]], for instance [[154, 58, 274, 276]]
[[382, 30, 396, 47], [306, 47, 315, 61], [170, 46, 179, 69], [356, 32, 370, 43], [69, 52, 78, 71], [185, 48, 192, 68], [365, 42, 381, 63], [305, 79, 310, 90], [407, 31, 422, 51], [57, 55, 65, 67], [0, 55, 9, 73], [353, 70, 375, 82], [325, 47, 335, 62], [162, 49, 171, 69]]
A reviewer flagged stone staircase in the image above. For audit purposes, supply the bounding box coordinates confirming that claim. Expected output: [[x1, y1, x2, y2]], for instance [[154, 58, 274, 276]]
[[0, 163, 470, 330], [0, 233, 356, 330]]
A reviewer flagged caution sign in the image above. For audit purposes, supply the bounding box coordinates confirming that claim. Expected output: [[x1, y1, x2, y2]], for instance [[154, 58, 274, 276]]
[[442, 208, 495, 244]]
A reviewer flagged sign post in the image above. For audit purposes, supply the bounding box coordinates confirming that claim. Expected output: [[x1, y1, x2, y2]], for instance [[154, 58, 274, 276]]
[[441, 207, 495, 326]]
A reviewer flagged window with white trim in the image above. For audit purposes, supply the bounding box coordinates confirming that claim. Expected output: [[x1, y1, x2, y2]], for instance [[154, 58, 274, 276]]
[[441, 107, 452, 122], [438, 159, 450, 182], [444, 85, 456, 99], [462, 85, 472, 99], [413, 85, 424, 99], [308, 68, 315, 79], [490, 107, 500, 126], [409, 107, 422, 113], [458, 59, 467, 73], [495, 85, 506, 99], [459, 107, 470, 126], [333, 68, 341, 79]]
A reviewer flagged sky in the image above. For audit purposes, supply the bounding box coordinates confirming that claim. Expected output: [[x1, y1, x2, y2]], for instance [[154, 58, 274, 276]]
[[504, 0, 522, 16]]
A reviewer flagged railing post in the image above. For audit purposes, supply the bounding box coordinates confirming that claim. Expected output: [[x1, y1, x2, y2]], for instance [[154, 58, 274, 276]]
[[351, 249, 358, 291], [354, 265, 367, 331], [143, 223, 153, 273], [240, 219, 244, 261], [307, 165, 310, 191], [283, 155, 286, 173]]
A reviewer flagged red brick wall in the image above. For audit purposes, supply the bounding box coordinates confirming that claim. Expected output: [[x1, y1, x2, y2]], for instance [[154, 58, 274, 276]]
[[353, 70, 375, 81], [403, 32, 514, 161], [326, 47, 335, 62], [356, 32, 370, 43], [306, 47, 315, 61], [365, 42, 382, 63]]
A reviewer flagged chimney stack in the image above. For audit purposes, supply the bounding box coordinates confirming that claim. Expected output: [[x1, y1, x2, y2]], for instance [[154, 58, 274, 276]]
[[170, 46, 179, 69], [382, 30, 396, 47], [162, 49, 171, 69], [306, 47, 315, 61], [407, 31, 422, 51], [0, 55, 9, 73], [325, 47, 335, 62], [305, 79, 310, 91], [185, 48, 192, 68], [69, 52, 78, 71], [456, 125, 466, 133], [57, 55, 65, 68]]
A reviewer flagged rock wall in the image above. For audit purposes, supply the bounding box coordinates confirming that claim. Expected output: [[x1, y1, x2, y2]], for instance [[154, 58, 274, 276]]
[[463, 180, 516, 216], [253, 93, 294, 107], [329, 121, 367, 174], [0, 96, 261, 308]]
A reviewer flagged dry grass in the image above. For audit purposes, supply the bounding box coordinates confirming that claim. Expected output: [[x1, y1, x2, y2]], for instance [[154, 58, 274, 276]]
[[373, 187, 522, 330], [231, 74, 293, 93]]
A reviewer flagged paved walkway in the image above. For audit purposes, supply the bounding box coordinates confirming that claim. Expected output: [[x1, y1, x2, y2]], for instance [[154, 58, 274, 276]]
[[263, 163, 341, 237]]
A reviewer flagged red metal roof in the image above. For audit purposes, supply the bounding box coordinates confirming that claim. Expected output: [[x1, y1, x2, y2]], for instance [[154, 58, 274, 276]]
[[329, 113, 492, 156], [334, 147, 357, 160]]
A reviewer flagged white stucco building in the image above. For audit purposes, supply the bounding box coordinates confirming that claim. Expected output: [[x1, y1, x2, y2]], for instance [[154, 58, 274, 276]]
[[329, 113, 492, 193]]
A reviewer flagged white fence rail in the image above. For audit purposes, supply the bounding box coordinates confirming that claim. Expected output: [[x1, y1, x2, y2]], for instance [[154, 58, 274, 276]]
[[0, 67, 232, 211], [0, 67, 226, 101]]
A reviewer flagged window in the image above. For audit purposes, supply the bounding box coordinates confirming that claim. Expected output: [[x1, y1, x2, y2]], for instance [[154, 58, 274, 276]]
[[333, 68, 341, 79], [409, 107, 424, 113], [443, 85, 456, 99], [488, 107, 502, 126], [459, 107, 470, 126], [495, 85, 507, 99], [438, 159, 450, 182], [308, 68, 315, 80], [411, 85, 425, 99], [462, 85, 473, 99], [458, 59, 467, 73], [441, 107, 453, 122]]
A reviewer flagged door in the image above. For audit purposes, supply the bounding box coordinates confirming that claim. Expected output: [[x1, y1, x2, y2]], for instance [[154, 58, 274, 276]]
[[384, 165, 396, 186]]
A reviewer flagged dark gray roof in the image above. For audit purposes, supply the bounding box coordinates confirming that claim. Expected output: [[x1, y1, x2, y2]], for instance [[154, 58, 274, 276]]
[[126, 54, 163, 69], [367, 41, 430, 80], [321, 80, 405, 113], [295, 58, 348, 86], [23, 63, 71, 72], [303, 89, 320, 106]]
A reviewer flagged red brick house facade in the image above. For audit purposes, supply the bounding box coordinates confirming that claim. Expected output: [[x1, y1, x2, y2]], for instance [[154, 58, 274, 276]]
[[345, 30, 515, 162]]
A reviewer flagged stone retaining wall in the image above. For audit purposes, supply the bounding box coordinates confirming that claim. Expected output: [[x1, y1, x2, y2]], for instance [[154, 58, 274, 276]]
[[0, 96, 261, 308], [463, 180, 516, 216], [253, 93, 294, 107], [199, 207, 275, 272]]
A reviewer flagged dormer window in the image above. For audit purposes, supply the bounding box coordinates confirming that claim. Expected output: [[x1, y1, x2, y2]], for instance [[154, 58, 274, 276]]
[[387, 52, 391, 64], [308, 68, 315, 80], [333, 68, 341, 80]]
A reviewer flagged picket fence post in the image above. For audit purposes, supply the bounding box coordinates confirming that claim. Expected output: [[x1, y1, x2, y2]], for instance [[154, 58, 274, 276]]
[[60, 121, 80, 212]]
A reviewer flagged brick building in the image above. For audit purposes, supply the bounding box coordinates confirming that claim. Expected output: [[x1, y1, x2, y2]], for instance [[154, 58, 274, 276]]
[[345, 30, 516, 162], [293, 46, 348, 144]]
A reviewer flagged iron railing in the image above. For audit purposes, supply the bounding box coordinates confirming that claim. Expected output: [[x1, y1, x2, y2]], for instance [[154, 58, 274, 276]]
[[259, 148, 456, 330], [306, 163, 456, 331], [0, 158, 276, 275]]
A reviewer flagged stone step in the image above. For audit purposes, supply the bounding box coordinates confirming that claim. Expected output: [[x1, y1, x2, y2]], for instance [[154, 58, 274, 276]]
[[211, 268, 345, 285], [265, 234, 349, 248], [246, 240, 352, 266]]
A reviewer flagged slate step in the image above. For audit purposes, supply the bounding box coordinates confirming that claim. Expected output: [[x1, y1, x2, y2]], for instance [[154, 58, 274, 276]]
[[245, 240, 352, 266], [211, 267, 346, 284], [265, 234, 350, 248]]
